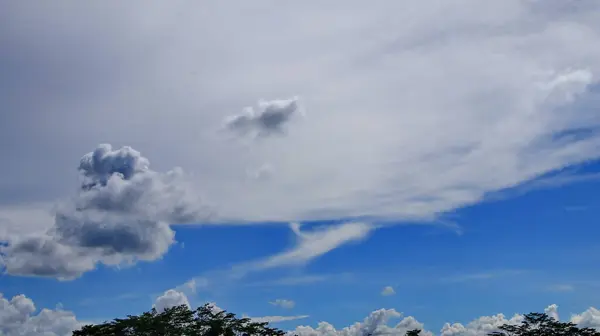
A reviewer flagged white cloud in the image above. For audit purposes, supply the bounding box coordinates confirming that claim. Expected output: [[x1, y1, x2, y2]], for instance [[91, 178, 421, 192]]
[[250, 315, 309, 324], [381, 286, 396, 296], [291, 304, 600, 336], [153, 289, 191, 313], [571, 307, 600, 330], [545, 304, 560, 321], [0, 145, 212, 280], [2, 1, 600, 227], [270, 299, 296, 309], [240, 222, 372, 272], [0, 293, 84, 336], [291, 308, 431, 336]]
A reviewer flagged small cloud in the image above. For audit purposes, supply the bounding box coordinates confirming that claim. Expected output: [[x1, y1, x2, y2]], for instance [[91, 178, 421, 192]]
[[381, 286, 396, 296], [441, 270, 526, 283], [153, 289, 190, 313], [270, 299, 295, 309], [224, 97, 302, 138]]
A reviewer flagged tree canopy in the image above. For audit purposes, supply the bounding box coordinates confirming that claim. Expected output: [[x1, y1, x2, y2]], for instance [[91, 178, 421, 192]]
[[73, 304, 286, 336], [72, 306, 600, 336], [489, 312, 600, 336]]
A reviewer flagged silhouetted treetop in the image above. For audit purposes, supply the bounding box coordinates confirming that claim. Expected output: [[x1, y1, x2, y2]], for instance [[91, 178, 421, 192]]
[[489, 312, 600, 336]]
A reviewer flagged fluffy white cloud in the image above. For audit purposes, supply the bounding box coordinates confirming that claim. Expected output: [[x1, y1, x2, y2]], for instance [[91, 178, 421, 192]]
[[291, 308, 430, 336], [571, 307, 600, 330], [3, 1, 600, 226], [153, 289, 191, 313], [441, 313, 523, 336], [381, 286, 396, 296], [0, 145, 212, 279], [270, 299, 296, 309], [0, 293, 84, 336], [293, 304, 600, 336]]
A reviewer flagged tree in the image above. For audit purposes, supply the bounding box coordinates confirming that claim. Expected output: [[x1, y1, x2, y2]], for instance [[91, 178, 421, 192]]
[[73, 303, 287, 336], [489, 312, 600, 336], [405, 329, 422, 336]]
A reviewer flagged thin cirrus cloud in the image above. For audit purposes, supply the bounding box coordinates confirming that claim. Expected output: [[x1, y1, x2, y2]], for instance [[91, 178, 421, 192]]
[[238, 222, 373, 273]]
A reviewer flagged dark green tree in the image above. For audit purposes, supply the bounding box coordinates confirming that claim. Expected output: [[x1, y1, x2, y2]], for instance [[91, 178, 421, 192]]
[[489, 312, 600, 336], [405, 329, 422, 336], [73, 303, 287, 336]]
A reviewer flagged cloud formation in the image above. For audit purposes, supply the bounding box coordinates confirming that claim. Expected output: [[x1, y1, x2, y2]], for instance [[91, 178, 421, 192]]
[[0, 145, 211, 279], [381, 286, 396, 296], [246, 222, 373, 272], [270, 299, 296, 309], [2, 1, 600, 226], [0, 293, 84, 336], [225, 98, 301, 138], [292, 308, 430, 336], [154, 289, 191, 313], [291, 304, 600, 336]]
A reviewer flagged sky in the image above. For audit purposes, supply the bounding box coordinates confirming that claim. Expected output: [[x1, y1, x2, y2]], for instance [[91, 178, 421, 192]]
[[1, 0, 600, 335]]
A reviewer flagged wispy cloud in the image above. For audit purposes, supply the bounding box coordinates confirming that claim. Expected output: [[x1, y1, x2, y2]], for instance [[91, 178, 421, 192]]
[[257, 222, 373, 269], [244, 273, 353, 287], [440, 270, 527, 283], [230, 222, 373, 278], [247, 315, 309, 324], [545, 284, 575, 292]]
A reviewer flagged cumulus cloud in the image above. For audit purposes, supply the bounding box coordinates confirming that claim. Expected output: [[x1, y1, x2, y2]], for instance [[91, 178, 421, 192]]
[[440, 312, 523, 336], [270, 299, 296, 309], [0, 145, 211, 279], [292, 304, 600, 336], [225, 98, 301, 138], [381, 286, 396, 296], [571, 307, 600, 330], [0, 293, 84, 336], [153, 289, 191, 313], [291, 308, 430, 336]]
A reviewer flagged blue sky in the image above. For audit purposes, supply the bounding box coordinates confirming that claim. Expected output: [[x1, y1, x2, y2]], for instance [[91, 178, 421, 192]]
[[2, 1, 600, 335]]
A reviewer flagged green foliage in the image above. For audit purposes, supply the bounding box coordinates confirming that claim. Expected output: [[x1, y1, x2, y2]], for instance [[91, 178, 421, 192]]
[[405, 329, 422, 336], [73, 303, 287, 336], [489, 312, 600, 336]]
